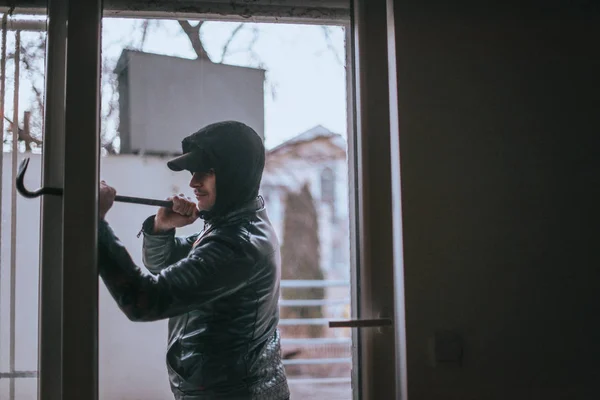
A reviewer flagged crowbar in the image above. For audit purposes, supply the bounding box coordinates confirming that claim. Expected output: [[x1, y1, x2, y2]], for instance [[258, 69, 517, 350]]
[[16, 157, 173, 208]]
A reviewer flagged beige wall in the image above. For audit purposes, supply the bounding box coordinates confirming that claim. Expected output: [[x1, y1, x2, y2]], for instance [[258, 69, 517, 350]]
[[117, 50, 265, 154], [390, 3, 600, 399]]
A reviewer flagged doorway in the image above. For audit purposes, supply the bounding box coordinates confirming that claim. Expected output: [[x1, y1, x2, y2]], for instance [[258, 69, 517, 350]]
[[0, 1, 402, 399]]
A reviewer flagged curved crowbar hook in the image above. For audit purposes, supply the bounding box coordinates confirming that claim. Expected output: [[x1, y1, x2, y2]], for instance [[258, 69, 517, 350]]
[[16, 157, 173, 208], [17, 158, 62, 198]]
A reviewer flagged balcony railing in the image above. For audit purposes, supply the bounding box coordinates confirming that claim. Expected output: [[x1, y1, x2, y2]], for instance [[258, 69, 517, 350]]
[[278, 279, 352, 386]]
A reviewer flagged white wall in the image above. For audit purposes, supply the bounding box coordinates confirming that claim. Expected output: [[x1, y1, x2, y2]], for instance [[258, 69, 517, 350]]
[[0, 150, 353, 399], [0, 153, 202, 400]]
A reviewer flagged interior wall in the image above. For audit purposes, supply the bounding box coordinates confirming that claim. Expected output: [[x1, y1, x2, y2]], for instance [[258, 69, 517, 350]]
[[390, 2, 600, 399]]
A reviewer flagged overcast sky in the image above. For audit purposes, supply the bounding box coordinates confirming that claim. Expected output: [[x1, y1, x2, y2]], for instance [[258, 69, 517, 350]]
[[102, 19, 348, 150]]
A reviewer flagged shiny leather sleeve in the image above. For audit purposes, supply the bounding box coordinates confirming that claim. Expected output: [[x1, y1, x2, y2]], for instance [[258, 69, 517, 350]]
[[140, 215, 200, 274], [98, 219, 254, 322]]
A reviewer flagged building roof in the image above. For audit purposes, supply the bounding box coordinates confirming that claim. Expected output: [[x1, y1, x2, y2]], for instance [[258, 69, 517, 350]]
[[268, 125, 346, 154], [262, 125, 347, 190]]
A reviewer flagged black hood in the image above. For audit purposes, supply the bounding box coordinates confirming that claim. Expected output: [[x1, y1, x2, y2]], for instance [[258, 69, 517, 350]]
[[168, 120, 265, 220]]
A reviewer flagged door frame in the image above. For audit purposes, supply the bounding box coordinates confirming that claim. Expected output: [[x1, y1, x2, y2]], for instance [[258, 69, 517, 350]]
[[27, 0, 406, 399], [347, 0, 401, 398]]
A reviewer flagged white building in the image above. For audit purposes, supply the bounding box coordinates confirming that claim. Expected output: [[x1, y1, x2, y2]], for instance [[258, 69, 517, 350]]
[[260, 126, 351, 330], [261, 125, 350, 283]]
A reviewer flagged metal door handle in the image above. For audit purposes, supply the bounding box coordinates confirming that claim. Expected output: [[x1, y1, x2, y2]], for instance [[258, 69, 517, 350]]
[[329, 318, 393, 328]]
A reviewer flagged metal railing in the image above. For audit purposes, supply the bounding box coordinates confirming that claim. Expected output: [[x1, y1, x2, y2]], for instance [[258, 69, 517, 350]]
[[0, 15, 46, 399], [278, 279, 352, 385]]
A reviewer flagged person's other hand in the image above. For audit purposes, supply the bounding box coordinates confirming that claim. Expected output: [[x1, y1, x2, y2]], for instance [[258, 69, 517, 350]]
[[99, 180, 116, 220], [154, 193, 199, 233]]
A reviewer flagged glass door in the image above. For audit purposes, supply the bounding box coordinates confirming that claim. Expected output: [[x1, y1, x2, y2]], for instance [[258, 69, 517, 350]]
[[2, 1, 102, 399], [0, 0, 405, 399]]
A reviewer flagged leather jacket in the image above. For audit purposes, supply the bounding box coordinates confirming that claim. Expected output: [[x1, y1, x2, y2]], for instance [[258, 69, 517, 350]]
[[98, 197, 290, 400]]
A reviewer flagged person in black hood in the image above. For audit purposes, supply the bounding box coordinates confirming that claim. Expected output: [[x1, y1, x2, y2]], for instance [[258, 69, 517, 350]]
[[97, 121, 290, 400], [166, 120, 266, 219]]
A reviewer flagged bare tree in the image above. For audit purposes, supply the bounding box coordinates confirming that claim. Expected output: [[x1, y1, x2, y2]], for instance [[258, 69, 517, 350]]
[[177, 21, 211, 60], [8, 30, 120, 152], [4, 112, 42, 151], [9, 19, 340, 152], [2, 32, 46, 151], [280, 183, 325, 339], [318, 26, 344, 66]]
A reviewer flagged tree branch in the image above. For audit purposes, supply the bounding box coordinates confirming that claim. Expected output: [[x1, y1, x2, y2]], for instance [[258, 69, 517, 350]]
[[219, 23, 244, 63], [178, 20, 211, 60], [320, 26, 343, 66], [139, 20, 151, 50]]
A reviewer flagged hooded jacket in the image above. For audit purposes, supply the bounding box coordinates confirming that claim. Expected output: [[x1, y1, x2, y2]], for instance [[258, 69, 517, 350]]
[[98, 121, 290, 400]]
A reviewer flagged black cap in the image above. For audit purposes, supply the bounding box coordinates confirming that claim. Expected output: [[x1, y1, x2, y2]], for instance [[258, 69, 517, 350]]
[[166, 123, 223, 173], [167, 121, 261, 174], [167, 149, 212, 173]]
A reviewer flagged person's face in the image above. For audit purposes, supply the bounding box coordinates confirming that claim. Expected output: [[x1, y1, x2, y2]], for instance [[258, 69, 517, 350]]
[[189, 169, 216, 211]]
